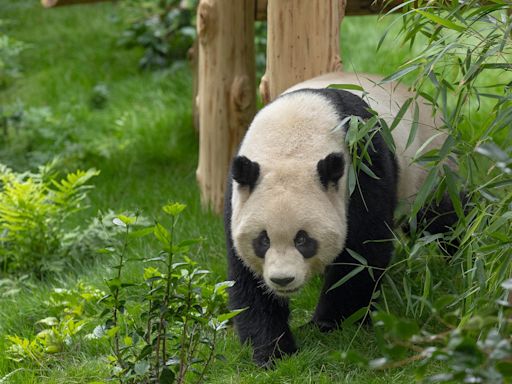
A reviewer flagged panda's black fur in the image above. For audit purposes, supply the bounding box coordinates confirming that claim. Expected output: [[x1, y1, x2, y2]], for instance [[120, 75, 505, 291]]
[[224, 87, 457, 367]]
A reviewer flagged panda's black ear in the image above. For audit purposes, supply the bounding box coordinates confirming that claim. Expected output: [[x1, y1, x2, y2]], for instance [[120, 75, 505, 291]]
[[317, 152, 345, 189], [232, 155, 260, 191]]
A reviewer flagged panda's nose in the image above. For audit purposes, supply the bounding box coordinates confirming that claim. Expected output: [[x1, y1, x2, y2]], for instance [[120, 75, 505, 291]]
[[270, 276, 295, 287]]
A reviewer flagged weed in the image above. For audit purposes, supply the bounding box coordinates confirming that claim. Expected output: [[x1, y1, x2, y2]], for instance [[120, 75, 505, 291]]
[[97, 203, 242, 383]]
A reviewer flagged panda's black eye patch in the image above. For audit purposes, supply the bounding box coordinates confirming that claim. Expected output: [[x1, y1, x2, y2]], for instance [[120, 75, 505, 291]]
[[317, 152, 345, 189], [294, 230, 317, 259], [253, 231, 270, 258]]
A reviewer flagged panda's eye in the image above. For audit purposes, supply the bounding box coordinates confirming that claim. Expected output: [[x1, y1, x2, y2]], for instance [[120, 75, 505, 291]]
[[253, 230, 270, 258], [295, 232, 307, 246], [294, 230, 318, 259]]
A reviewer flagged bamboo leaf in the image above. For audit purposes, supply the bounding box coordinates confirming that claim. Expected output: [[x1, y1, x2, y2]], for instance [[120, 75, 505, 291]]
[[381, 64, 420, 83], [379, 119, 396, 153], [327, 266, 365, 292], [342, 307, 368, 328], [406, 102, 419, 149], [328, 83, 365, 91], [443, 165, 464, 219], [415, 10, 465, 32], [346, 248, 368, 266], [360, 162, 380, 180], [412, 168, 438, 217], [390, 98, 413, 131]]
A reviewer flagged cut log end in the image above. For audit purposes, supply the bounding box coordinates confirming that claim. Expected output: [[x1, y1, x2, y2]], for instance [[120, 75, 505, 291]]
[[41, 0, 59, 6]]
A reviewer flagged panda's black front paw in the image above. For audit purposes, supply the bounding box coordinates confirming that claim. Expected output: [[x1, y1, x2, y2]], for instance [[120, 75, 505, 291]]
[[310, 318, 340, 333], [253, 353, 277, 369], [252, 339, 298, 368]]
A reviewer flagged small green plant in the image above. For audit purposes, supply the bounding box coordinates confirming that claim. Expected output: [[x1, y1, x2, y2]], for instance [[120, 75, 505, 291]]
[[0, 163, 100, 276], [98, 203, 242, 383], [5, 283, 104, 366]]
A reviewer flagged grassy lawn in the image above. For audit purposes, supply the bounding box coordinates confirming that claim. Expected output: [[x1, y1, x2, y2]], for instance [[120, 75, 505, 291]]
[[0, 2, 455, 383]]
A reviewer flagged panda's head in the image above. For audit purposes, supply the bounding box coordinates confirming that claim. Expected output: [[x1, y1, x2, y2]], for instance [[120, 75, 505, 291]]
[[230, 91, 350, 297], [231, 153, 347, 296]]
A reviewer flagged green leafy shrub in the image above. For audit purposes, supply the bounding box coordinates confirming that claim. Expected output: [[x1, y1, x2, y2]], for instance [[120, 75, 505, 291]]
[[0, 104, 89, 169], [97, 204, 242, 384], [0, 25, 27, 88], [340, 2, 512, 382], [0, 163, 100, 276], [118, 0, 198, 69]]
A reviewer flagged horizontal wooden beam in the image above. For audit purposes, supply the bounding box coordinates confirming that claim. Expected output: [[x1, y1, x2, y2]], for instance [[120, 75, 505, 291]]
[[255, 0, 403, 20], [255, 0, 268, 20], [41, 0, 111, 8], [345, 0, 403, 15], [44, 0, 400, 14]]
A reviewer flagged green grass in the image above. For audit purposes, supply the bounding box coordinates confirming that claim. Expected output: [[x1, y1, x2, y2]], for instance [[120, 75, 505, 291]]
[[0, 2, 444, 383]]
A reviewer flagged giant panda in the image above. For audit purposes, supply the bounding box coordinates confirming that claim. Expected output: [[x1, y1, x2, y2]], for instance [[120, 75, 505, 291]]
[[224, 72, 457, 367]]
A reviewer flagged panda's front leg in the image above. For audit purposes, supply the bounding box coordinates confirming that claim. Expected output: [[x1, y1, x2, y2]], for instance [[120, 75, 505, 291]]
[[227, 248, 297, 367], [312, 247, 390, 331]]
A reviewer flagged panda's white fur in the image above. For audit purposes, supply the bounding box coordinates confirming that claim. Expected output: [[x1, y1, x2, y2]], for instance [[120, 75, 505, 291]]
[[284, 72, 445, 203], [231, 72, 444, 296]]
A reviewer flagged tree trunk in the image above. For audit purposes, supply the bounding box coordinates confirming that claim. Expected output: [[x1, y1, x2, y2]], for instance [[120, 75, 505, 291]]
[[196, 0, 256, 213], [259, 0, 344, 104]]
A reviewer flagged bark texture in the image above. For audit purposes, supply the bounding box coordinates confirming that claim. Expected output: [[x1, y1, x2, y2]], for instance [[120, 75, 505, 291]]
[[196, 0, 256, 213], [259, 0, 344, 103]]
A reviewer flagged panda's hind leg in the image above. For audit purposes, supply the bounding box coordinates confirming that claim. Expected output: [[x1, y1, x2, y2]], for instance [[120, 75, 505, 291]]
[[411, 192, 468, 255]]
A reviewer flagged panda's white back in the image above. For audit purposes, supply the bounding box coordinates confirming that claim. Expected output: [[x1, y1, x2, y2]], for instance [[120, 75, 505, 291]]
[[238, 91, 345, 170], [283, 72, 446, 202]]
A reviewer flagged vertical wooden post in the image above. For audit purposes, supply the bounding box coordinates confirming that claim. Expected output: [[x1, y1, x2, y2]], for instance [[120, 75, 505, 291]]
[[196, 0, 256, 213], [259, 0, 344, 104]]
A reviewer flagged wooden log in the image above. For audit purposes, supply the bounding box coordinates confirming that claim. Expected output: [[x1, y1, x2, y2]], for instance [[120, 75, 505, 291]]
[[41, 0, 110, 7], [260, 0, 344, 104], [345, 0, 403, 15], [255, 0, 268, 20], [196, 0, 256, 213], [256, 0, 403, 19]]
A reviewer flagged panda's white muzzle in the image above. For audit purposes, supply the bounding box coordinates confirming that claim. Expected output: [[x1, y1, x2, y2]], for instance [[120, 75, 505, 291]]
[[263, 248, 307, 296]]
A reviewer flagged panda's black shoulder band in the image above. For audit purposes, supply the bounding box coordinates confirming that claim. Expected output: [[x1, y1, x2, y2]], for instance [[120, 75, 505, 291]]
[[317, 152, 345, 189], [232, 155, 260, 191]]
